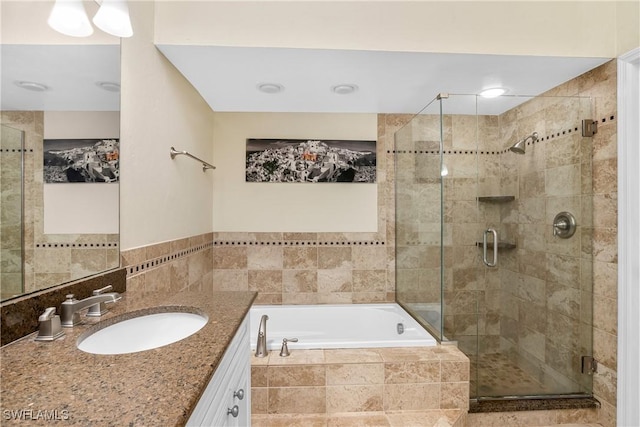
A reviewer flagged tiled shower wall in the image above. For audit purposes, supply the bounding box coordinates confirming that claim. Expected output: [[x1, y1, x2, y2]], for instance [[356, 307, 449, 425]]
[[1, 123, 24, 298], [0, 111, 119, 297]]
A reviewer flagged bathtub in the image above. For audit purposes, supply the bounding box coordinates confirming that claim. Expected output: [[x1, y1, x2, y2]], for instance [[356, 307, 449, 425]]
[[249, 303, 437, 351]]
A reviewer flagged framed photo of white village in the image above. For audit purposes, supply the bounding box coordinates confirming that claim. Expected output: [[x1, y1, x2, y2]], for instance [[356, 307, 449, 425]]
[[246, 138, 376, 183]]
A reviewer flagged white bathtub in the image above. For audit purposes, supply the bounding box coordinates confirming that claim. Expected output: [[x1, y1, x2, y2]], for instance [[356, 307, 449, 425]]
[[249, 303, 437, 351]]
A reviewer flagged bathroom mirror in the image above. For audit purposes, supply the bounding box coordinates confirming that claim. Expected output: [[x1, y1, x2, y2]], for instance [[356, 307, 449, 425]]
[[0, 43, 121, 301]]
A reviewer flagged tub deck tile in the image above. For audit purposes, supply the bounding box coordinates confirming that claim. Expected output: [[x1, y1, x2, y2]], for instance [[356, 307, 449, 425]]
[[324, 348, 384, 364], [252, 410, 465, 427]]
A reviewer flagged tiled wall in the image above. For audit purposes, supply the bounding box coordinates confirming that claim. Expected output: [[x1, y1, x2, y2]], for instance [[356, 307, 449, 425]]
[[0, 111, 119, 298], [1, 123, 24, 299], [251, 346, 469, 417], [496, 93, 594, 394], [121, 232, 213, 298], [209, 115, 410, 305]]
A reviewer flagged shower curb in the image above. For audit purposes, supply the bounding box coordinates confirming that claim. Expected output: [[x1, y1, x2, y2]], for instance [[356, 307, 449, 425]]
[[468, 397, 600, 413]]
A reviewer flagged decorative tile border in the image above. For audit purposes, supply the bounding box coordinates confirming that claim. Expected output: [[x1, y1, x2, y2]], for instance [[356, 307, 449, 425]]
[[213, 240, 386, 246], [126, 241, 214, 277], [387, 116, 615, 155], [0, 148, 33, 153], [126, 239, 387, 277], [36, 242, 118, 248]]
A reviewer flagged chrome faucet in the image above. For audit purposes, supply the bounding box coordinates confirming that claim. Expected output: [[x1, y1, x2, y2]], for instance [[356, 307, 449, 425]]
[[254, 315, 269, 358], [60, 292, 121, 327]]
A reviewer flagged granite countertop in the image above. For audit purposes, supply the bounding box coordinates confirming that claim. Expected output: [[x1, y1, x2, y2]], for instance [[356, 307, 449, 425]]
[[0, 290, 256, 426]]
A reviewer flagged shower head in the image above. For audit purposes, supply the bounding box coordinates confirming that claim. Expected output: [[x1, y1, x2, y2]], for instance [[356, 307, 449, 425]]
[[509, 132, 538, 154]]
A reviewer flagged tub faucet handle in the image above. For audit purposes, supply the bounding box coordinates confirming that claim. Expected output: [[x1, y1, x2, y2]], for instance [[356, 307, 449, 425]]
[[279, 338, 298, 357]]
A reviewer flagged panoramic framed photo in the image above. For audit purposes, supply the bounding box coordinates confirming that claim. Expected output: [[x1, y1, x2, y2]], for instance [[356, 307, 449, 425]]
[[246, 138, 376, 183], [43, 139, 120, 183]]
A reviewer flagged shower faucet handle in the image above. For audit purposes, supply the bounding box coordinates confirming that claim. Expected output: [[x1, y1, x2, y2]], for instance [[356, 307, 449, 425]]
[[279, 338, 298, 357]]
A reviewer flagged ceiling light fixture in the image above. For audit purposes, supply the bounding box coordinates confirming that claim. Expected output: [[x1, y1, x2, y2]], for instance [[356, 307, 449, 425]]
[[96, 81, 121, 92], [257, 83, 284, 94], [479, 87, 507, 98], [48, 0, 133, 38], [331, 84, 358, 95], [15, 81, 50, 92]]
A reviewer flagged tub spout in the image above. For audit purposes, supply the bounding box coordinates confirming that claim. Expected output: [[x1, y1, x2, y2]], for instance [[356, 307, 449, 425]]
[[255, 315, 269, 357]]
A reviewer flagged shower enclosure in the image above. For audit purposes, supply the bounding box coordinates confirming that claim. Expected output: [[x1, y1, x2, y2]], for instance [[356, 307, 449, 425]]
[[395, 93, 594, 400], [0, 125, 25, 299]]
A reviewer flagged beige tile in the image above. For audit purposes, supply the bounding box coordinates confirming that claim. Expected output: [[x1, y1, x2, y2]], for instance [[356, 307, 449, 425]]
[[211, 269, 248, 291], [249, 270, 283, 293], [440, 382, 469, 410], [441, 360, 470, 382], [592, 158, 617, 194], [254, 414, 327, 427], [326, 385, 384, 413], [248, 246, 284, 269], [283, 270, 317, 293], [268, 387, 326, 414], [352, 246, 388, 270], [326, 363, 384, 385], [317, 269, 352, 293], [318, 247, 353, 269], [386, 410, 462, 427], [268, 350, 325, 366], [283, 247, 318, 269], [252, 387, 269, 414], [384, 361, 441, 384], [466, 410, 557, 427], [268, 365, 326, 387], [384, 383, 440, 411], [212, 246, 247, 269], [252, 366, 268, 387], [327, 413, 390, 427], [324, 349, 384, 364], [352, 270, 386, 293]]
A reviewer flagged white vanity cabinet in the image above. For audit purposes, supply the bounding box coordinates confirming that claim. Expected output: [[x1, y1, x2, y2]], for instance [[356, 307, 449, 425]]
[[187, 316, 250, 427]]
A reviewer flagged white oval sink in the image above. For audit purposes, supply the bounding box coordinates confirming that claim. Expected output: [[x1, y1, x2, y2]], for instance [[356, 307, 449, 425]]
[[77, 311, 208, 355]]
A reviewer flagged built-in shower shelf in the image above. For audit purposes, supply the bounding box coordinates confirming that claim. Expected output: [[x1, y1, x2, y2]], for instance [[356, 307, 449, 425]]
[[475, 241, 517, 250], [477, 196, 515, 203]]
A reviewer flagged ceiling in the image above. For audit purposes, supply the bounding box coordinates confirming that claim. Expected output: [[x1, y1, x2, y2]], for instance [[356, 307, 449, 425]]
[[1, 44, 120, 111], [1, 44, 610, 115], [156, 45, 610, 115]]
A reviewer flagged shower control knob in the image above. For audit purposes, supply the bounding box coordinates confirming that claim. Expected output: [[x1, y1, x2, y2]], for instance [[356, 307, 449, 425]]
[[553, 211, 577, 239]]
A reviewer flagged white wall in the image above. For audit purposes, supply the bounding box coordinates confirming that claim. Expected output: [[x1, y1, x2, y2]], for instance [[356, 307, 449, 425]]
[[120, 1, 215, 250], [212, 112, 378, 232], [616, 1, 640, 55], [155, 1, 623, 57], [43, 111, 120, 234]]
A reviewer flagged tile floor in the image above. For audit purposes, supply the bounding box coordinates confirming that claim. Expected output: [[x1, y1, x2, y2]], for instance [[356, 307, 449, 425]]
[[471, 353, 559, 397]]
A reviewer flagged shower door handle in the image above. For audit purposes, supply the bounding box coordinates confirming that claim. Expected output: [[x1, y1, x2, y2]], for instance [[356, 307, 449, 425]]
[[482, 228, 498, 267]]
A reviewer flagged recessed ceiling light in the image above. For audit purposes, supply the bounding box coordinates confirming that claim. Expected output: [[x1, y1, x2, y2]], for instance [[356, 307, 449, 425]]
[[331, 84, 358, 95], [15, 81, 49, 92], [479, 87, 507, 98], [96, 81, 121, 92], [257, 83, 284, 94]]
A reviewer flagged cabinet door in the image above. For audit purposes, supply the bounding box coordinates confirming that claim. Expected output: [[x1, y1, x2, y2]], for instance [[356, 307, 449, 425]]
[[187, 316, 250, 427]]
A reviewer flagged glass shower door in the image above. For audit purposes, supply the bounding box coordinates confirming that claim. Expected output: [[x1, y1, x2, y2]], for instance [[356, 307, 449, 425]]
[[473, 94, 595, 399], [395, 92, 595, 401], [394, 95, 448, 341]]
